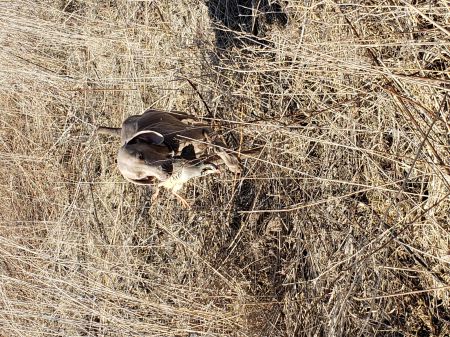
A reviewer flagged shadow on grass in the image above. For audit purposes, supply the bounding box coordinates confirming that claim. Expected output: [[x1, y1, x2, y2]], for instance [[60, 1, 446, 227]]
[[206, 0, 287, 50]]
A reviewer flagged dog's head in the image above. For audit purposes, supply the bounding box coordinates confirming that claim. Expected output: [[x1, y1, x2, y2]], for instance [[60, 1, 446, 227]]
[[117, 131, 173, 184]]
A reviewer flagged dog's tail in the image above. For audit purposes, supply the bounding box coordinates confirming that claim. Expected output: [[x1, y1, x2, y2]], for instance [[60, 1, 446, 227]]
[[97, 126, 121, 137]]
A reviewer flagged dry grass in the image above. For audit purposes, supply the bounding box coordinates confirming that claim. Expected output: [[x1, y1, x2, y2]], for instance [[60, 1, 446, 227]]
[[1, 0, 450, 336]]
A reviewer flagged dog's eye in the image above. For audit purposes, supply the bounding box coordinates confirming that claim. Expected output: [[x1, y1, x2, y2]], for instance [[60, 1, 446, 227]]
[[136, 152, 144, 160]]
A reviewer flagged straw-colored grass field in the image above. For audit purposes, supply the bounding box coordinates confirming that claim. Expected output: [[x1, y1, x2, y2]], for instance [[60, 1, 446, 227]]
[[1, 1, 449, 336]]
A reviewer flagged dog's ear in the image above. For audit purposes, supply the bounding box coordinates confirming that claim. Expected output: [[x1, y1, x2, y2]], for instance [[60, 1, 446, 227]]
[[126, 130, 164, 145]]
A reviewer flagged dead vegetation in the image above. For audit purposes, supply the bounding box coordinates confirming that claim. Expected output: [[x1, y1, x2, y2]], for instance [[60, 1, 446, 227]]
[[1, 0, 449, 336]]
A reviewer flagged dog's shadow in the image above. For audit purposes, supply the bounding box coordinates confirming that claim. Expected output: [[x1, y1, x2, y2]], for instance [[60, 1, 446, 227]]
[[206, 0, 288, 50]]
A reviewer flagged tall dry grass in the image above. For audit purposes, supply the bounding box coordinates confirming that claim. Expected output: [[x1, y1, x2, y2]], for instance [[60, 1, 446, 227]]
[[1, 0, 449, 336]]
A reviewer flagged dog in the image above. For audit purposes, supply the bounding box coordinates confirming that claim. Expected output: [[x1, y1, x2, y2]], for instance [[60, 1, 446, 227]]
[[97, 109, 241, 205]]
